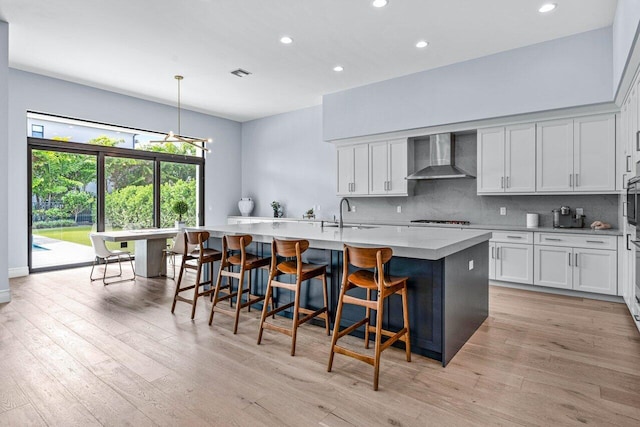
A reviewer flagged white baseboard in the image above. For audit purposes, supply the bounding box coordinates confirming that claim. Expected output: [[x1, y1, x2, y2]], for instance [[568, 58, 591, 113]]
[[0, 289, 11, 303], [490, 280, 624, 303], [8, 267, 29, 278]]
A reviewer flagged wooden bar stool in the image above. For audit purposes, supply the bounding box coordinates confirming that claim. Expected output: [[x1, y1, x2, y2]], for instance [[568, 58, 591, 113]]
[[327, 244, 411, 390], [209, 234, 270, 334], [171, 231, 222, 320], [257, 238, 330, 356]]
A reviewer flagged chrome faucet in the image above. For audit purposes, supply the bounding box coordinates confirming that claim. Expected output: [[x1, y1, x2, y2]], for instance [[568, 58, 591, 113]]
[[339, 197, 351, 228]]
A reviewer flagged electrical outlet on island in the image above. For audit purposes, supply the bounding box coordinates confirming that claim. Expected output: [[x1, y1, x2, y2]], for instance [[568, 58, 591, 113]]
[[500, 207, 507, 216], [397, 206, 402, 213]]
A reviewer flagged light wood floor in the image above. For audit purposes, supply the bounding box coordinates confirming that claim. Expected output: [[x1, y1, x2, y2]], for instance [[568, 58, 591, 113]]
[[1, 268, 640, 426]]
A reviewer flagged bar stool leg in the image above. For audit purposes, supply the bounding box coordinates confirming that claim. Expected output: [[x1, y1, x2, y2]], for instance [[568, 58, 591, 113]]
[[364, 288, 371, 349], [321, 273, 330, 335], [290, 277, 302, 356], [209, 263, 225, 325], [257, 271, 275, 345], [402, 287, 411, 362], [233, 268, 245, 334], [328, 283, 347, 372], [190, 261, 203, 320], [373, 294, 384, 391], [172, 259, 186, 314]]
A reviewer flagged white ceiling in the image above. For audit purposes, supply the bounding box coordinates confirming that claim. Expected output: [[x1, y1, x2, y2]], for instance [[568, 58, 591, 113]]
[[0, 0, 618, 122]]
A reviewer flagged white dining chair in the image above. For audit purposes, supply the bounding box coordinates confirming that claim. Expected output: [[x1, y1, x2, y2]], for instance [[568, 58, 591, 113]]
[[162, 231, 195, 280], [89, 233, 136, 285]]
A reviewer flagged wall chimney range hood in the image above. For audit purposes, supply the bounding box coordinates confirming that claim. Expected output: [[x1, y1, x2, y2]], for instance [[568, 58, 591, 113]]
[[406, 133, 475, 180]]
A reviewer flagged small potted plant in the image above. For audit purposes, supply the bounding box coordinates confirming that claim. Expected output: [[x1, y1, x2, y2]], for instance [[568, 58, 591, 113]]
[[303, 208, 315, 220], [172, 200, 189, 229], [270, 200, 285, 218]]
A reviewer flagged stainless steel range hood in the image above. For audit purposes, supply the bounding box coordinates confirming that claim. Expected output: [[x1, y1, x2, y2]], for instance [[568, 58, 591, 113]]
[[406, 133, 475, 180]]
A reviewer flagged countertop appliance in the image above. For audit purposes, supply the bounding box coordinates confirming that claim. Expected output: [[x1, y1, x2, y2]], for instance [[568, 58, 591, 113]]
[[411, 219, 471, 225], [405, 133, 475, 180], [552, 206, 584, 228]]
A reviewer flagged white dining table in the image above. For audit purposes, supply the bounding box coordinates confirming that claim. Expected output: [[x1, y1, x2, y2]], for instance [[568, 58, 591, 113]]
[[93, 228, 180, 277]]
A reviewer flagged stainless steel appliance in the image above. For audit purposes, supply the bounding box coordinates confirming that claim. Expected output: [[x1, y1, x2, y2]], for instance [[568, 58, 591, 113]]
[[410, 219, 471, 225], [552, 206, 584, 228], [627, 176, 639, 226], [405, 134, 475, 180]]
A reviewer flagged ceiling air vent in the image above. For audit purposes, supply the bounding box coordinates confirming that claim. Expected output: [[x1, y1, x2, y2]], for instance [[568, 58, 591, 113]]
[[231, 68, 252, 77]]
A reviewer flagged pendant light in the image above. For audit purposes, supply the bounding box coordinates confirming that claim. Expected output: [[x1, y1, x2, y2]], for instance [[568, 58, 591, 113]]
[[152, 75, 211, 152]]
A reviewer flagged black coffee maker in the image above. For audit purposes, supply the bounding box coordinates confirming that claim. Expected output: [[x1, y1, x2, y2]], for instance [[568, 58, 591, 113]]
[[552, 206, 585, 228]]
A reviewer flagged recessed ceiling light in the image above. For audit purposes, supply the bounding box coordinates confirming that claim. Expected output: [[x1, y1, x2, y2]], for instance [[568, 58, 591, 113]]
[[416, 40, 429, 49], [333, 65, 344, 72], [280, 36, 293, 44], [372, 0, 388, 8], [538, 3, 556, 13]]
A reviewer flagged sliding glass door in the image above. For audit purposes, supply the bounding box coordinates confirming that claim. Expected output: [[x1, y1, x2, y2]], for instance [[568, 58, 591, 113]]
[[30, 149, 97, 269]]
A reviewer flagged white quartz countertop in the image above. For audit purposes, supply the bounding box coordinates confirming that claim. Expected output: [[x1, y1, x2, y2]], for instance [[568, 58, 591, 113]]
[[196, 222, 491, 260], [227, 216, 622, 236]]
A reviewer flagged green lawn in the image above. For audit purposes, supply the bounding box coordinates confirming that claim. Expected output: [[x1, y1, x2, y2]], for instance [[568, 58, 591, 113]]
[[33, 225, 130, 250]]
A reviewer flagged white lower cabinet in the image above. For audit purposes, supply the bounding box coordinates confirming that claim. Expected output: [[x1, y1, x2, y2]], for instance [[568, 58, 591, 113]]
[[488, 232, 534, 285], [534, 245, 573, 290], [534, 236, 618, 295]]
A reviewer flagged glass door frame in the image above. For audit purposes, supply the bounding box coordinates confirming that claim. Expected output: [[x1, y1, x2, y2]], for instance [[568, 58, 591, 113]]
[[28, 137, 205, 273]]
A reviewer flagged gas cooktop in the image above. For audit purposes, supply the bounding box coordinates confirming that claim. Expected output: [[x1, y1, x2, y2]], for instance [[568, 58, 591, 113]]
[[411, 219, 471, 225]]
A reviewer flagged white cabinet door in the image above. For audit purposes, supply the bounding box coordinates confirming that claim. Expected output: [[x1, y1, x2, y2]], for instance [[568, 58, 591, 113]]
[[369, 142, 388, 195], [505, 123, 536, 193], [477, 127, 505, 193], [534, 245, 573, 289], [574, 114, 616, 192], [495, 243, 534, 284], [387, 139, 408, 195], [573, 248, 617, 295], [352, 144, 369, 195], [536, 119, 574, 192], [337, 146, 354, 195]]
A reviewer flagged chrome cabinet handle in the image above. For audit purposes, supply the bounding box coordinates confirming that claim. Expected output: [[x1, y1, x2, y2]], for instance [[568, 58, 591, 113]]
[[575, 173, 579, 187], [385, 181, 388, 191], [545, 238, 561, 241], [627, 234, 632, 251], [586, 240, 604, 244], [569, 174, 573, 187], [568, 252, 571, 266], [496, 247, 499, 259], [575, 253, 579, 267], [506, 235, 522, 239], [506, 176, 510, 188], [627, 155, 632, 173], [500, 177, 504, 189], [491, 247, 495, 259], [387, 181, 391, 191]]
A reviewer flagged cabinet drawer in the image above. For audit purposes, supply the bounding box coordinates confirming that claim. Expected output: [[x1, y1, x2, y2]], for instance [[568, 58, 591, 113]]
[[491, 231, 533, 244], [535, 233, 617, 250]]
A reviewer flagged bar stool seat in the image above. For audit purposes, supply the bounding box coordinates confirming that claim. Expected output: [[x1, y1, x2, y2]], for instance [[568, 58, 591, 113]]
[[328, 244, 411, 391], [209, 234, 269, 334], [257, 238, 330, 356]]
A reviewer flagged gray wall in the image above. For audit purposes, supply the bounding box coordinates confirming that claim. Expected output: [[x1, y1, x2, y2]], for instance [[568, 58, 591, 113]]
[[241, 105, 338, 219], [613, 0, 640, 94], [342, 134, 619, 228], [0, 22, 8, 301], [8, 69, 242, 274], [323, 27, 613, 141]]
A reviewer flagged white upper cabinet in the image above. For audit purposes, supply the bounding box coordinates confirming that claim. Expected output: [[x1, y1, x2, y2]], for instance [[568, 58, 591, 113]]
[[370, 140, 409, 195], [337, 144, 368, 196], [536, 119, 574, 192], [573, 115, 616, 192], [505, 124, 536, 192], [477, 127, 505, 193], [477, 124, 535, 194], [536, 114, 616, 193], [338, 139, 410, 197]]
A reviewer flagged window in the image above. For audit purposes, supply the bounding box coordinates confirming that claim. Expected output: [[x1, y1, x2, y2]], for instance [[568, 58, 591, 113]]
[[27, 112, 205, 272]]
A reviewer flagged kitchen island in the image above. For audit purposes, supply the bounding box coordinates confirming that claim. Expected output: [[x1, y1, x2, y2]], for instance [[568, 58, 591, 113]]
[[196, 222, 491, 366]]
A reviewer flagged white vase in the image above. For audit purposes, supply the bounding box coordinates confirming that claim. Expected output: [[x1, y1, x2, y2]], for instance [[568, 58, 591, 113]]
[[175, 221, 186, 229], [238, 198, 254, 217]]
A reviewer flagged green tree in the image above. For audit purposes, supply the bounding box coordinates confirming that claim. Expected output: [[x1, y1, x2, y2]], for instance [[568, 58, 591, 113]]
[[62, 190, 94, 222]]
